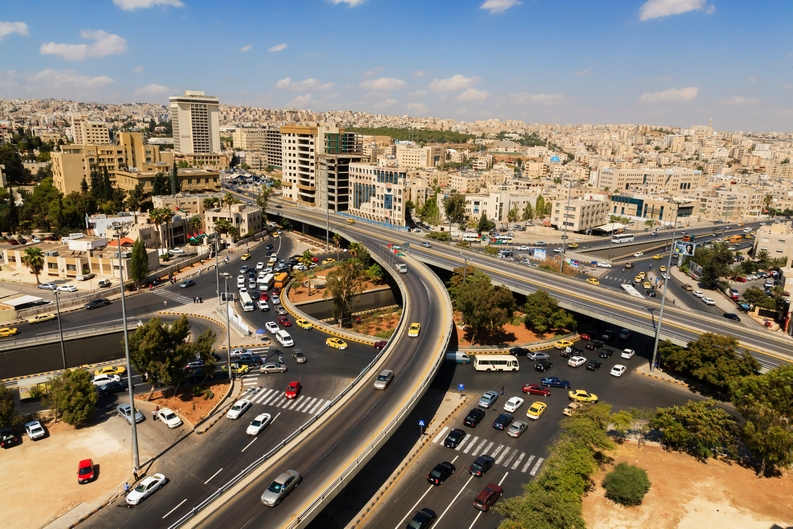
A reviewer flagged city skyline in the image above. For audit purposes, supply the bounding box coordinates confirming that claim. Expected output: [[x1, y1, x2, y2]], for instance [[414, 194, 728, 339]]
[[0, 0, 791, 132]]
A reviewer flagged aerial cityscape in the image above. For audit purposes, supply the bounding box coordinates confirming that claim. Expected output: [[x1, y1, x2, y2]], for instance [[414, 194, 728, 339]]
[[0, 1, 791, 529]]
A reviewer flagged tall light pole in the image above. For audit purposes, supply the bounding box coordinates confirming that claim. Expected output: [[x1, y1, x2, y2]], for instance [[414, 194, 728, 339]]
[[221, 273, 232, 380], [559, 180, 573, 273], [325, 173, 330, 252], [459, 253, 469, 326], [112, 223, 139, 468], [650, 203, 680, 373], [214, 235, 221, 304], [53, 290, 66, 370]]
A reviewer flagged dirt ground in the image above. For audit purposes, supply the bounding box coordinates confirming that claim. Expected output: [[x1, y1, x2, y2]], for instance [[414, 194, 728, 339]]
[[452, 310, 566, 346], [287, 264, 385, 304], [583, 441, 793, 529], [0, 419, 129, 529], [135, 379, 230, 425]]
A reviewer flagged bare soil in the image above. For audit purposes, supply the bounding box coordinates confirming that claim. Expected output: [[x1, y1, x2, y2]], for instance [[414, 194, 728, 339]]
[[134, 379, 230, 425], [583, 441, 793, 529], [287, 264, 386, 304], [452, 310, 566, 346]]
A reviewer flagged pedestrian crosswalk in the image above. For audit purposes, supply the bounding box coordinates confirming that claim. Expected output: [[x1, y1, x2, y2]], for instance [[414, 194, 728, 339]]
[[240, 385, 330, 415], [431, 426, 545, 475], [152, 288, 196, 306]]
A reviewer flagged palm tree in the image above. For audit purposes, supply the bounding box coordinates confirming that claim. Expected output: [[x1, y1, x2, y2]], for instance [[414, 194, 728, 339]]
[[228, 226, 239, 240], [348, 242, 361, 262], [214, 219, 232, 236], [21, 247, 45, 285], [149, 208, 166, 250], [257, 187, 272, 222], [160, 209, 174, 249], [756, 249, 770, 268], [203, 197, 219, 210], [332, 232, 342, 261], [300, 250, 314, 295], [189, 216, 202, 234]]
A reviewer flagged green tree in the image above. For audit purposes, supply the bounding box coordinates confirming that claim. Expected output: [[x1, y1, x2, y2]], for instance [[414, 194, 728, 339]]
[[45, 369, 98, 425], [522, 201, 534, 223], [170, 162, 181, 195], [443, 193, 467, 235], [535, 196, 546, 219], [0, 384, 22, 429], [649, 400, 738, 460], [130, 238, 149, 286], [256, 186, 272, 221], [332, 232, 342, 261], [366, 262, 384, 283], [126, 183, 146, 223], [89, 170, 103, 200], [523, 290, 577, 336], [730, 365, 793, 476], [742, 286, 776, 309], [507, 205, 519, 224], [102, 166, 113, 201], [483, 244, 500, 256], [602, 463, 652, 506], [691, 243, 734, 288], [477, 213, 495, 234], [300, 250, 315, 295], [404, 200, 415, 224], [324, 259, 367, 326], [455, 276, 516, 344], [418, 193, 440, 225], [0, 144, 32, 184], [203, 197, 219, 210], [189, 215, 202, 233], [151, 172, 169, 196], [21, 246, 45, 285]]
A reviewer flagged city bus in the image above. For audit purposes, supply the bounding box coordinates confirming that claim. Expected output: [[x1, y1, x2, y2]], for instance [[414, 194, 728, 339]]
[[473, 354, 520, 372], [729, 234, 743, 243], [611, 233, 635, 244], [462, 233, 480, 242], [258, 273, 274, 291], [493, 234, 513, 244], [682, 234, 695, 242], [239, 291, 254, 312]]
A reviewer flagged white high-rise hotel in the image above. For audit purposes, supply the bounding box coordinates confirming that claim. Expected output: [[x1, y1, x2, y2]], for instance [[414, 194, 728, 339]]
[[169, 90, 220, 154]]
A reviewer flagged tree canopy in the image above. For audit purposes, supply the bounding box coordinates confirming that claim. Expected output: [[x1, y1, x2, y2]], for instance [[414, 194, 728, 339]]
[[649, 400, 738, 460], [324, 259, 368, 326], [46, 369, 98, 425], [455, 275, 516, 344], [344, 127, 474, 144], [523, 290, 576, 336]]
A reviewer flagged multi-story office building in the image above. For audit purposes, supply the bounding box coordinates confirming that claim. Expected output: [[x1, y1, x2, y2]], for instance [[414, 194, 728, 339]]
[[550, 198, 610, 232], [609, 194, 694, 224], [114, 167, 220, 195], [348, 161, 409, 226], [395, 144, 445, 169], [70, 114, 110, 145], [169, 90, 220, 155], [232, 125, 283, 168], [594, 167, 701, 193], [754, 222, 793, 263], [203, 202, 263, 238], [318, 153, 365, 213]]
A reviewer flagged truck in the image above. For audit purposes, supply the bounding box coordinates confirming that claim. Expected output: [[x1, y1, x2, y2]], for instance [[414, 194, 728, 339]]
[[274, 272, 289, 290], [396, 263, 408, 274]]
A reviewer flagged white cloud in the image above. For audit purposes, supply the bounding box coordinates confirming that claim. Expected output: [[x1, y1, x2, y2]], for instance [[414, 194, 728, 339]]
[[413, 70, 430, 78], [408, 90, 428, 98], [362, 66, 383, 77], [0, 22, 29, 41], [639, 0, 710, 21], [32, 68, 114, 89], [574, 69, 591, 77], [40, 30, 127, 61], [133, 83, 170, 98], [505, 91, 574, 106], [285, 94, 314, 108], [407, 102, 428, 115], [0, 69, 115, 101], [328, 0, 369, 6], [132, 66, 144, 73], [372, 98, 398, 109], [240, 44, 252, 53], [717, 96, 760, 106], [268, 43, 287, 52], [747, 76, 757, 83], [359, 77, 406, 91], [480, 0, 521, 14], [275, 77, 334, 91], [639, 86, 699, 103], [706, 4, 715, 14], [112, 0, 184, 10], [457, 88, 489, 101], [428, 74, 482, 92]]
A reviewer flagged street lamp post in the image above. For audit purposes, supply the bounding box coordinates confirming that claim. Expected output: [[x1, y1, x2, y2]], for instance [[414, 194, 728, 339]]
[[559, 180, 573, 273], [325, 175, 330, 252], [650, 204, 681, 374], [459, 253, 469, 326], [112, 223, 139, 469], [221, 273, 232, 380], [53, 290, 66, 370], [214, 236, 221, 304]]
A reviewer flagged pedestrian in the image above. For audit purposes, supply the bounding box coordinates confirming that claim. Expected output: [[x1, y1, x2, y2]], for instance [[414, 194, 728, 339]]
[[149, 284, 152, 291], [500, 385, 505, 395], [164, 300, 167, 308], [155, 405, 160, 414], [132, 467, 139, 481], [124, 482, 130, 496], [152, 409, 156, 420], [278, 355, 283, 364], [199, 297, 203, 303]]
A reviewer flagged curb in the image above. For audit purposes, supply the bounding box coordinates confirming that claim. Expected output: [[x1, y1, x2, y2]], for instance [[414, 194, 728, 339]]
[[456, 332, 580, 354], [196, 379, 241, 434], [636, 369, 692, 388], [3, 359, 125, 383]]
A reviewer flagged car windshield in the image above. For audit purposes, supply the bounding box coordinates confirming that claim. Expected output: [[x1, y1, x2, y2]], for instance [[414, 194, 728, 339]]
[[134, 483, 147, 493], [429, 469, 441, 478], [251, 420, 261, 427], [471, 462, 483, 471], [268, 481, 283, 493], [164, 413, 176, 420], [79, 466, 92, 475], [376, 374, 388, 381]]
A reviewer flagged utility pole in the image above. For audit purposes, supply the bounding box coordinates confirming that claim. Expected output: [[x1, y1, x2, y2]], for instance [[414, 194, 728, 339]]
[[54, 290, 66, 370], [650, 203, 680, 373], [559, 180, 573, 273]]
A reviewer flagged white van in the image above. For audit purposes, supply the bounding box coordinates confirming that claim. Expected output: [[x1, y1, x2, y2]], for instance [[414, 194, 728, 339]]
[[445, 351, 471, 364], [257, 300, 270, 312], [396, 263, 407, 274], [275, 330, 294, 347]]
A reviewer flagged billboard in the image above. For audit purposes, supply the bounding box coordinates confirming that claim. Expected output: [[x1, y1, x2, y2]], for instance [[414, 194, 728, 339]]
[[674, 241, 696, 257], [534, 249, 547, 260]]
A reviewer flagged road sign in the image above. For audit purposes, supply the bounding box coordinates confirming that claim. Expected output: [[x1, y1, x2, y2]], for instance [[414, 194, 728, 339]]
[[458, 384, 464, 391], [418, 420, 425, 426]]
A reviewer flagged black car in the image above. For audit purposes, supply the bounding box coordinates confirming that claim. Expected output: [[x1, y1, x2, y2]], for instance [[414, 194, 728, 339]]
[[0, 428, 20, 448], [444, 428, 466, 448], [275, 205, 282, 209], [469, 455, 495, 477], [586, 360, 603, 371], [559, 349, 574, 358], [179, 279, 196, 288], [599, 349, 614, 358], [493, 413, 513, 430], [84, 298, 111, 310], [97, 379, 128, 396], [508, 347, 527, 356], [585, 340, 604, 350], [723, 313, 741, 322], [534, 360, 553, 372], [463, 408, 485, 428], [427, 462, 455, 485], [602, 331, 613, 341], [407, 508, 437, 529], [265, 244, 274, 250]]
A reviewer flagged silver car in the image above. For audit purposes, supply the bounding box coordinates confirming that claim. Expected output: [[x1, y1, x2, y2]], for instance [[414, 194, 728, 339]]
[[261, 470, 301, 506], [373, 369, 394, 390], [117, 403, 144, 424], [478, 391, 498, 408], [527, 351, 550, 361]]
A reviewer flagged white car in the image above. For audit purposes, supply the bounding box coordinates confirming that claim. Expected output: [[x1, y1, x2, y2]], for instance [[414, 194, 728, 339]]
[[227, 399, 252, 420], [237, 275, 245, 287], [256, 262, 265, 270], [692, 290, 704, 298], [246, 413, 272, 435], [598, 262, 612, 268], [230, 348, 249, 358], [38, 282, 58, 290], [260, 363, 288, 374], [621, 349, 636, 359], [633, 252, 644, 257], [553, 248, 562, 253], [702, 297, 716, 306], [25, 420, 45, 440], [57, 285, 77, 292], [157, 408, 183, 429], [265, 321, 279, 334], [92, 374, 121, 386], [610, 364, 627, 377], [516, 245, 530, 251], [126, 473, 166, 505], [503, 396, 525, 412], [170, 248, 185, 254], [567, 356, 587, 367]]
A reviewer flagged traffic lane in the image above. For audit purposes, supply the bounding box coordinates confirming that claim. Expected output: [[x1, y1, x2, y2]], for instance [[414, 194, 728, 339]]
[[199, 255, 442, 528]]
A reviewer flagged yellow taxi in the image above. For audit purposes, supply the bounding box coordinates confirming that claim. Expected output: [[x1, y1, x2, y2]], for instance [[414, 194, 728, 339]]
[[568, 243, 579, 249], [408, 323, 421, 337], [94, 366, 126, 377], [296, 318, 313, 330], [273, 232, 280, 238], [0, 327, 19, 338], [659, 265, 667, 272], [241, 253, 252, 261], [222, 363, 250, 375], [652, 254, 663, 260], [346, 218, 355, 224], [322, 258, 336, 265], [568, 389, 599, 403], [525, 401, 548, 420], [326, 337, 348, 350], [634, 275, 644, 283], [28, 313, 57, 324], [643, 281, 652, 289], [554, 339, 574, 350], [586, 278, 599, 285]]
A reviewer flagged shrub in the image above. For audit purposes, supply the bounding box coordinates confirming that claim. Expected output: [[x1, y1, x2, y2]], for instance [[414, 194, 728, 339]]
[[192, 386, 202, 397], [203, 389, 214, 400], [375, 329, 395, 339], [602, 462, 651, 506]]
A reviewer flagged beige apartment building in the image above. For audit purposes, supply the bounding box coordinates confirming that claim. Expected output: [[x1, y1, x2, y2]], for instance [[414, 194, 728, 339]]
[[594, 167, 701, 193], [170, 90, 221, 155], [395, 144, 446, 169], [203, 202, 262, 238], [449, 172, 485, 194], [114, 167, 220, 195], [152, 192, 226, 217], [348, 162, 409, 226], [232, 125, 282, 167], [550, 199, 610, 232], [70, 114, 110, 145], [693, 187, 763, 221], [754, 223, 793, 264]]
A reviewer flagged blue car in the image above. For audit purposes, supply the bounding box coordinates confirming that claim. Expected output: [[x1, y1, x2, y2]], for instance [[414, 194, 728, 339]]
[[541, 376, 571, 388]]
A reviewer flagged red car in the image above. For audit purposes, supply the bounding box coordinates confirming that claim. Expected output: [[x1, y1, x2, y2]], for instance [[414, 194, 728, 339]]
[[285, 381, 301, 399], [579, 332, 592, 340], [473, 483, 503, 512], [373, 341, 387, 350], [8, 239, 18, 245], [77, 459, 94, 484], [522, 383, 551, 397], [277, 316, 291, 327], [311, 257, 319, 262], [260, 293, 269, 301]]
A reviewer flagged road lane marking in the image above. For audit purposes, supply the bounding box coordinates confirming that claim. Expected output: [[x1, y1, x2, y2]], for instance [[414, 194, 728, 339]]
[[498, 471, 509, 485], [511, 453, 524, 470], [467, 511, 483, 529], [254, 389, 274, 404], [162, 499, 187, 519], [295, 396, 311, 411], [262, 391, 279, 406], [394, 485, 434, 529], [463, 436, 479, 453], [502, 449, 516, 467], [471, 438, 488, 456], [299, 397, 317, 412], [432, 427, 449, 444], [272, 396, 287, 408], [204, 468, 223, 485], [522, 455, 535, 473], [451, 455, 458, 464], [309, 399, 325, 414], [271, 412, 280, 424], [241, 438, 257, 453], [315, 401, 330, 415], [437, 475, 474, 525], [490, 444, 504, 458], [530, 457, 544, 475], [495, 447, 510, 465], [289, 395, 305, 409]]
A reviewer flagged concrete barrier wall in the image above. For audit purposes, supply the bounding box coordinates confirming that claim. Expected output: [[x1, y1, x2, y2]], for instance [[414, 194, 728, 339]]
[[293, 287, 399, 320]]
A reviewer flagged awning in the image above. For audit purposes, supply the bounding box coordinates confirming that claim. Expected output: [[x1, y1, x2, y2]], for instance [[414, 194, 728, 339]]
[[3, 295, 43, 307], [594, 222, 628, 232], [108, 237, 136, 247]]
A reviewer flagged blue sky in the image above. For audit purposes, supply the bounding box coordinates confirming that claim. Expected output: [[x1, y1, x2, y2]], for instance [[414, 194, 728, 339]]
[[0, 0, 791, 131]]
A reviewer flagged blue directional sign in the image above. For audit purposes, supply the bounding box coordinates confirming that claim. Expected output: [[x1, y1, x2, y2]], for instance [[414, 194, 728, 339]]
[[458, 384, 464, 391]]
